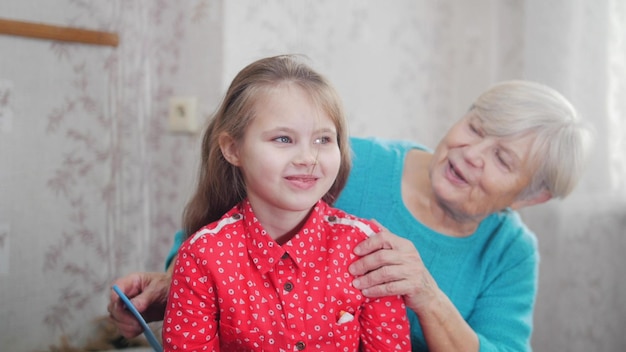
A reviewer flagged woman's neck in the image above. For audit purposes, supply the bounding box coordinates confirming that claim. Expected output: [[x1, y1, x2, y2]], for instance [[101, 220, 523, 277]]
[[402, 149, 482, 238]]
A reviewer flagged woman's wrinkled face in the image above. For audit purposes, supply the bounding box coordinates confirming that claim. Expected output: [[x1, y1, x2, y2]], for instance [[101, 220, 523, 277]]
[[429, 111, 538, 219]]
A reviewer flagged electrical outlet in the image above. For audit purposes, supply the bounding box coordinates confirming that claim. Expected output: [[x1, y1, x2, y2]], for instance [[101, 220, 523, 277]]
[[168, 96, 198, 133]]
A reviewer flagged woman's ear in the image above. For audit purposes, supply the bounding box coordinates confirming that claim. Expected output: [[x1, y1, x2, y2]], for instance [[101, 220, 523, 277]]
[[510, 189, 552, 210], [219, 132, 241, 166]]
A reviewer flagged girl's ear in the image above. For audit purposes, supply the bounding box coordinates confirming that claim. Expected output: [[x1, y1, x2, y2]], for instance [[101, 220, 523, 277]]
[[219, 132, 241, 166]]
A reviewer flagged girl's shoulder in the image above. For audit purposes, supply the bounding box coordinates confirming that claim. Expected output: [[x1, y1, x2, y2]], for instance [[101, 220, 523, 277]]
[[320, 202, 380, 239], [183, 205, 245, 250]]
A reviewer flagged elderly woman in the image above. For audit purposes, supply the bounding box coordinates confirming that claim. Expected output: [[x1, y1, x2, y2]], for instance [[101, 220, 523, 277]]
[[109, 80, 592, 351]]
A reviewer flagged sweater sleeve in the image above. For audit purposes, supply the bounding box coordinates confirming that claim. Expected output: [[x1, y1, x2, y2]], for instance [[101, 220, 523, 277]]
[[472, 232, 539, 352], [164, 229, 185, 270]]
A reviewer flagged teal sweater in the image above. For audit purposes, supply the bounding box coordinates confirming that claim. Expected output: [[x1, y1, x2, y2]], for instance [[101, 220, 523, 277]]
[[167, 137, 539, 352]]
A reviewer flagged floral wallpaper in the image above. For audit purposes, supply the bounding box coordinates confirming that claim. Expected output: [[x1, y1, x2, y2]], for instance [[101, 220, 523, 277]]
[[0, 1, 218, 350]]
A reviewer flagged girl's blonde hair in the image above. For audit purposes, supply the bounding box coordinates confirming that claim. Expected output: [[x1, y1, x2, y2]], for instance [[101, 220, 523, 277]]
[[183, 55, 350, 237]]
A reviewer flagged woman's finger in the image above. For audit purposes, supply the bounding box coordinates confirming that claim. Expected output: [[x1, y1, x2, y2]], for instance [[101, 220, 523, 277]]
[[353, 230, 395, 256], [352, 257, 400, 288], [358, 276, 413, 298]]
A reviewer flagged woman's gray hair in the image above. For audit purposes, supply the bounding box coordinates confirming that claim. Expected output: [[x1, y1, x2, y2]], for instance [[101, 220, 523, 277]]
[[470, 80, 594, 199]]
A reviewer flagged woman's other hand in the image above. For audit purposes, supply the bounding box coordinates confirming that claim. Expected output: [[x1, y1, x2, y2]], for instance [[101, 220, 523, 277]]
[[108, 271, 172, 338]]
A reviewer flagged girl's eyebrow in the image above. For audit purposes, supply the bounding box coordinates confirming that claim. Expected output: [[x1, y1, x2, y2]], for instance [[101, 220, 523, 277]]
[[315, 127, 337, 133], [264, 126, 337, 134], [267, 126, 293, 132], [258, 127, 292, 139]]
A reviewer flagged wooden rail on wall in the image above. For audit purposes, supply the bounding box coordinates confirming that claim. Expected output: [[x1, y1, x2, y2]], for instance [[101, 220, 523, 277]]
[[0, 18, 118, 47]]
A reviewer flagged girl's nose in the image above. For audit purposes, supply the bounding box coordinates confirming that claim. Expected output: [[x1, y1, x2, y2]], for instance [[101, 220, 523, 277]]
[[294, 145, 319, 166]]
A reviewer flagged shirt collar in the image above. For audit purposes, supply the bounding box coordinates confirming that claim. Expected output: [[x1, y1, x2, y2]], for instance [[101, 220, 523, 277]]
[[243, 199, 329, 274]]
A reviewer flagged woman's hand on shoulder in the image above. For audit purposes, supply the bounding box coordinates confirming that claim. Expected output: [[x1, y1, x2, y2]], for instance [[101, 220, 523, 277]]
[[348, 221, 439, 314]]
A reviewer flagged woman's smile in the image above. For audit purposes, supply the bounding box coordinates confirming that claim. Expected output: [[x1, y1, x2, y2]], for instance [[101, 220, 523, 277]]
[[446, 159, 469, 185]]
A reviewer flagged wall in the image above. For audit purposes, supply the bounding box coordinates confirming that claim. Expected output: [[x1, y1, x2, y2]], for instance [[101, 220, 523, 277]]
[[216, 0, 507, 147], [522, 197, 626, 351], [0, 0, 624, 351], [0, 1, 222, 350]]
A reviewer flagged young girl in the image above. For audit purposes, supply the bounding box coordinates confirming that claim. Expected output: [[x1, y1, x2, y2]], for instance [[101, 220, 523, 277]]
[[162, 55, 410, 351]]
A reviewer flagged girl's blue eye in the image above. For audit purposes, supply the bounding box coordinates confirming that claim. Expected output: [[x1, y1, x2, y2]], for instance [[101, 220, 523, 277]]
[[314, 136, 332, 144], [274, 136, 291, 143]]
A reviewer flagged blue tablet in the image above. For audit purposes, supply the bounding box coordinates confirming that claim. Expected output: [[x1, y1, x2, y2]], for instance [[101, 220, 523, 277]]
[[112, 285, 163, 352]]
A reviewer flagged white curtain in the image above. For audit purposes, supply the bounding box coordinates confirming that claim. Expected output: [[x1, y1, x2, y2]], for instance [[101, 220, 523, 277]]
[[609, 0, 626, 193], [522, 0, 619, 196], [513, 1, 626, 350]]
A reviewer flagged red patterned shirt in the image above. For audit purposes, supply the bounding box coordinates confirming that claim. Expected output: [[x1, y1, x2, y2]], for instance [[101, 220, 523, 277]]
[[163, 199, 411, 351]]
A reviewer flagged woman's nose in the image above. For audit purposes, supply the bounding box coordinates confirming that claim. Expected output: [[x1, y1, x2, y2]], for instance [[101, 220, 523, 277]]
[[463, 140, 488, 168]]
